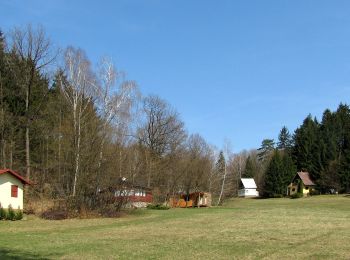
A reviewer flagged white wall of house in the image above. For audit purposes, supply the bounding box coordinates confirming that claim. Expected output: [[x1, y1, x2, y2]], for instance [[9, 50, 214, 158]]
[[238, 188, 259, 197], [0, 173, 24, 209]]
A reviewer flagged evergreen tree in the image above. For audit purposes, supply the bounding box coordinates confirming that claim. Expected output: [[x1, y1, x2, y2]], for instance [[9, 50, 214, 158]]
[[257, 139, 275, 161], [336, 104, 350, 192], [277, 126, 292, 150], [263, 150, 283, 197], [243, 155, 255, 178], [292, 115, 322, 180], [280, 151, 296, 191], [216, 151, 225, 174]]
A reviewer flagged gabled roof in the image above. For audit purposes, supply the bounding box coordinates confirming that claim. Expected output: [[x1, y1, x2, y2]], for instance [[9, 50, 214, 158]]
[[241, 178, 257, 189], [294, 172, 315, 186], [0, 169, 31, 185]]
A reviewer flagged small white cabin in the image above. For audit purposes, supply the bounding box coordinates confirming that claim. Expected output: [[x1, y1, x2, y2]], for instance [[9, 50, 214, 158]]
[[0, 169, 30, 210], [238, 178, 259, 198]]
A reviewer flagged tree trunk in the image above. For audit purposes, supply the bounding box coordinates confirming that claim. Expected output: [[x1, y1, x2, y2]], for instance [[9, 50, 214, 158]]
[[26, 125, 30, 179], [217, 163, 227, 206], [72, 105, 80, 197], [9, 140, 13, 169]]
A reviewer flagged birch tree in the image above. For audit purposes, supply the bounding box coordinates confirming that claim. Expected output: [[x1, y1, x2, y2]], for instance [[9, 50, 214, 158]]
[[60, 46, 96, 196], [217, 140, 232, 205], [96, 57, 138, 187]]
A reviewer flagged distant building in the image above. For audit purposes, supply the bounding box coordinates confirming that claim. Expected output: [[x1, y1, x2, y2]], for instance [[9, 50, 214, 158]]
[[99, 177, 153, 208], [287, 172, 316, 196], [238, 178, 259, 197], [169, 192, 212, 208], [0, 169, 31, 210]]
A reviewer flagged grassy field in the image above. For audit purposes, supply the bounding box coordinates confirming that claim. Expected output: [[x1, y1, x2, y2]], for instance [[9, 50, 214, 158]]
[[0, 195, 349, 259]]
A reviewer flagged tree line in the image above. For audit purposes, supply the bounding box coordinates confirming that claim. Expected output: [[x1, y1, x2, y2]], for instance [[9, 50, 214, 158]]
[[253, 104, 350, 197], [0, 25, 233, 210], [1, 25, 348, 211]]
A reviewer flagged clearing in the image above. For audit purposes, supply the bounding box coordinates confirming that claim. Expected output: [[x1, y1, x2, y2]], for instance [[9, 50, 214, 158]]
[[0, 195, 349, 259]]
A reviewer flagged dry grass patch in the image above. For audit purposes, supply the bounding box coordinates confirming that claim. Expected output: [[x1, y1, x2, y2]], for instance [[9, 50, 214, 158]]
[[0, 195, 349, 259]]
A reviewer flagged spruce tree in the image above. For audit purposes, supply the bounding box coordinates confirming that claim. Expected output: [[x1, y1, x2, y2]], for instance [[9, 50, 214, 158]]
[[292, 115, 322, 180], [263, 150, 283, 197], [277, 126, 292, 150], [281, 151, 296, 193], [243, 155, 255, 178]]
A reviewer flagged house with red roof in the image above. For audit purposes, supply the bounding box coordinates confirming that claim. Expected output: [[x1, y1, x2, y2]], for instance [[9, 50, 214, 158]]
[[287, 172, 316, 197], [0, 169, 31, 209]]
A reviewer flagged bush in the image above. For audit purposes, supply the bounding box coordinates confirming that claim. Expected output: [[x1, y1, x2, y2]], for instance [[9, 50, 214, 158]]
[[147, 204, 170, 210], [41, 209, 68, 220], [7, 205, 16, 220], [15, 207, 23, 220], [290, 193, 303, 199], [0, 205, 6, 220], [272, 194, 284, 198], [309, 190, 320, 196]]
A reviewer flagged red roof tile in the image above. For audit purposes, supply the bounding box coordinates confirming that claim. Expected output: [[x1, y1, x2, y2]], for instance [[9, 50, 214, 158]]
[[297, 172, 315, 186], [0, 169, 31, 185]]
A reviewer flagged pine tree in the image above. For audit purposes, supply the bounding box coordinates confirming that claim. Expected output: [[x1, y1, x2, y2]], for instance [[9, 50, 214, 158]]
[[258, 139, 275, 161]]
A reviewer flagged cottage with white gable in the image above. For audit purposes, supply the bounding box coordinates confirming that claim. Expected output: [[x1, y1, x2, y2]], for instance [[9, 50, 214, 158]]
[[238, 178, 259, 198], [0, 169, 31, 210]]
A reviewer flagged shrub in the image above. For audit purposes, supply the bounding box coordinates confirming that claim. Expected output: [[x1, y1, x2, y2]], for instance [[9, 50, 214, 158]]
[[309, 190, 320, 196], [15, 207, 23, 220], [41, 209, 68, 220], [147, 204, 170, 210], [7, 205, 16, 220], [0, 205, 6, 220], [290, 193, 303, 199], [272, 194, 284, 198]]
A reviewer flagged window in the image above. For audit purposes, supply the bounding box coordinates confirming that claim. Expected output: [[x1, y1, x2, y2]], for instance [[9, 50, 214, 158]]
[[292, 188, 296, 192], [11, 185, 18, 198], [305, 187, 309, 190]]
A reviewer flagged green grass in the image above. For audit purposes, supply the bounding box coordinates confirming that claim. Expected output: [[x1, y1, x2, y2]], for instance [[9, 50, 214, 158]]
[[0, 195, 349, 259]]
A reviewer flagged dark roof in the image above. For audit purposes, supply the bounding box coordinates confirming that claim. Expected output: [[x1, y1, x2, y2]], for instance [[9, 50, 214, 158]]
[[294, 172, 315, 186], [0, 169, 31, 185]]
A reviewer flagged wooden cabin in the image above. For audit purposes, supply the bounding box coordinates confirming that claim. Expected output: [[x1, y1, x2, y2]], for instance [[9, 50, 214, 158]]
[[169, 192, 212, 208]]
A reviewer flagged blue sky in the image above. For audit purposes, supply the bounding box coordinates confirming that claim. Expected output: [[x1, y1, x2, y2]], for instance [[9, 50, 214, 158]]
[[1, 0, 349, 151]]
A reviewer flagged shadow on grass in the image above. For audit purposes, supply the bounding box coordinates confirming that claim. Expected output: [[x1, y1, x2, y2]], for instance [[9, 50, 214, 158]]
[[0, 248, 59, 260]]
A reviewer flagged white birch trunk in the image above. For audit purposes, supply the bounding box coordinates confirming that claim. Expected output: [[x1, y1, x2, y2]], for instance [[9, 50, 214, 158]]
[[217, 163, 227, 206]]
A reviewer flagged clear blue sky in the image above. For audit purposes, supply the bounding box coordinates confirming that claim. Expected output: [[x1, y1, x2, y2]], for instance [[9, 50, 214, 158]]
[[1, 0, 349, 151]]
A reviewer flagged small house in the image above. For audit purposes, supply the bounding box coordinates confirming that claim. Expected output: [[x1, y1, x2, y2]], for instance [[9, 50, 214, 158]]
[[287, 172, 316, 197], [238, 178, 259, 197], [99, 177, 153, 208], [169, 192, 212, 208], [0, 169, 31, 210]]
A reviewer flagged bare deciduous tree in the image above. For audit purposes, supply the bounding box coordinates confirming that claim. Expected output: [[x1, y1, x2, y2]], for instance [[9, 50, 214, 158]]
[[138, 95, 186, 187]]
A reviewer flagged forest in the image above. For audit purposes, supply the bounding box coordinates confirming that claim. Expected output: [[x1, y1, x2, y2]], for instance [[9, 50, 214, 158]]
[[0, 25, 349, 214]]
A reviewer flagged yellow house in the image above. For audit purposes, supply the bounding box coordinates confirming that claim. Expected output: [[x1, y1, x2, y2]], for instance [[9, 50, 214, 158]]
[[287, 172, 316, 197], [0, 169, 31, 210]]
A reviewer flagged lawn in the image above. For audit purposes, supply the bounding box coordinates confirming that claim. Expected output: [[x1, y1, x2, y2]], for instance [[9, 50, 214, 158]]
[[0, 195, 349, 259]]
